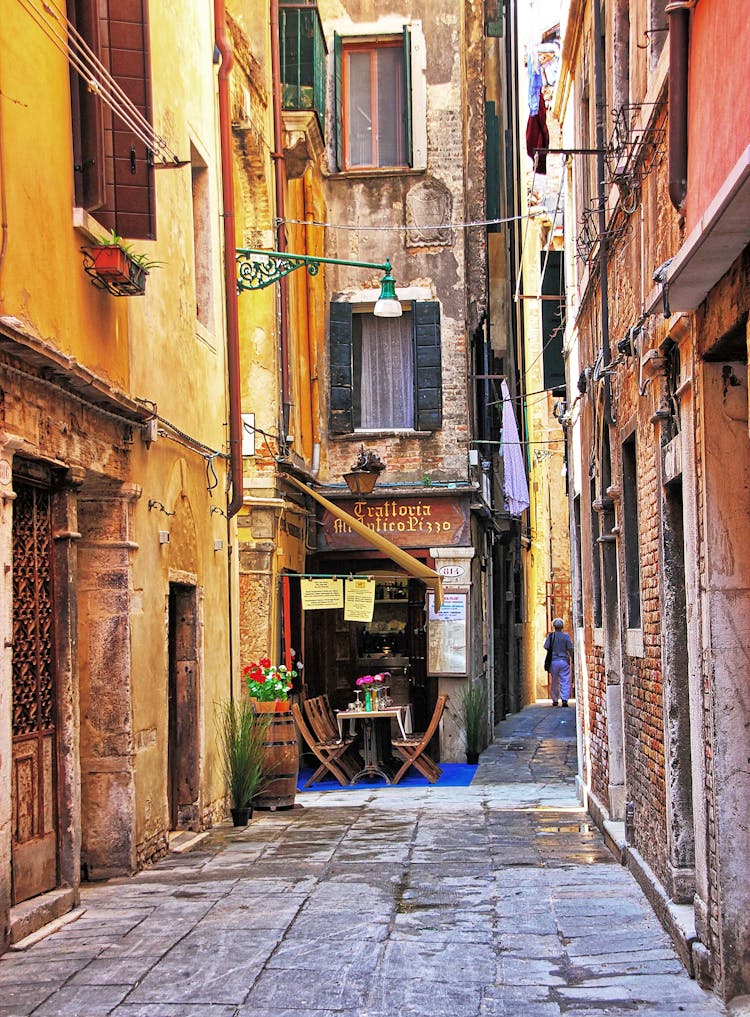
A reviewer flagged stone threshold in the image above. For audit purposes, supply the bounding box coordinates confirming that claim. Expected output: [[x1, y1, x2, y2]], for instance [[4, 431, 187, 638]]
[[9, 888, 80, 948]]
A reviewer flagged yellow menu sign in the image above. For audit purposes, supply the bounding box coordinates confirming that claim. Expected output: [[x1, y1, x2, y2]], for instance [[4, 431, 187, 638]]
[[300, 578, 344, 610], [344, 578, 376, 623]]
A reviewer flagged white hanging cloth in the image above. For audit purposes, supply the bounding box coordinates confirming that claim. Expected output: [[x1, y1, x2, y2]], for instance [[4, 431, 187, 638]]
[[500, 380, 530, 517]]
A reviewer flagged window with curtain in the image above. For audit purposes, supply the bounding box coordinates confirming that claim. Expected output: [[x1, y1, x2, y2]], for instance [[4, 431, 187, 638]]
[[329, 301, 442, 435], [353, 313, 414, 429], [334, 29, 413, 171]]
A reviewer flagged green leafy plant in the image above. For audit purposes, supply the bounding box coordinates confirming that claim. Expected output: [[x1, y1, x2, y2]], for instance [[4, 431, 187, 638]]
[[95, 230, 163, 272], [215, 698, 271, 810], [461, 682, 488, 758]]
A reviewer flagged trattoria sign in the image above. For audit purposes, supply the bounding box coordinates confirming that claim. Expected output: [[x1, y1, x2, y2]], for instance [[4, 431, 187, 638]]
[[319, 497, 470, 550]]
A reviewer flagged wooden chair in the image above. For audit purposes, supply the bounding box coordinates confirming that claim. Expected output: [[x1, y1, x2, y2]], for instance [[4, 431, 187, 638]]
[[305, 695, 340, 743], [292, 702, 357, 788], [391, 694, 449, 785], [303, 696, 362, 782]]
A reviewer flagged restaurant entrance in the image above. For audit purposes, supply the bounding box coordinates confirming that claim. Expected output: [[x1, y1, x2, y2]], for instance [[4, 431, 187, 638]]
[[303, 560, 435, 737]]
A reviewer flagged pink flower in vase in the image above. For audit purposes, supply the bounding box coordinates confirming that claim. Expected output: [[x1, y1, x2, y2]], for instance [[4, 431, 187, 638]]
[[356, 675, 374, 687]]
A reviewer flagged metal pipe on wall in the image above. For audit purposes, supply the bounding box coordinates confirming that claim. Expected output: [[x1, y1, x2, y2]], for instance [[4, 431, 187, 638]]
[[592, 0, 613, 426], [214, 0, 243, 519], [666, 1, 692, 213], [270, 0, 291, 440]]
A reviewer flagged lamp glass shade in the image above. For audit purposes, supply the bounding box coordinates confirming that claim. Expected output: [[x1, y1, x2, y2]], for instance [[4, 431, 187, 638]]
[[373, 270, 402, 317], [343, 471, 380, 495]]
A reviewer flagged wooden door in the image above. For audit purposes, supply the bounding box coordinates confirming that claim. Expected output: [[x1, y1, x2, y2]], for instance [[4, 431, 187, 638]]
[[11, 480, 58, 904]]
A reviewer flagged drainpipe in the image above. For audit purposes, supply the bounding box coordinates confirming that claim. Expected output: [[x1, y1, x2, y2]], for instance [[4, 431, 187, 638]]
[[270, 0, 291, 442], [592, 0, 613, 426], [0, 47, 7, 279], [214, 0, 244, 519], [666, 1, 692, 213]]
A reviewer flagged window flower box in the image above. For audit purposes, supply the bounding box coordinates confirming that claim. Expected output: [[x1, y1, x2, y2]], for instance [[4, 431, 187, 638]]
[[80, 232, 159, 296]]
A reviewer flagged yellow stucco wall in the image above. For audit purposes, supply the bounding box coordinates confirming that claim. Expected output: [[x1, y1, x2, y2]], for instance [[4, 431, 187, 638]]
[[1, 1, 240, 865]]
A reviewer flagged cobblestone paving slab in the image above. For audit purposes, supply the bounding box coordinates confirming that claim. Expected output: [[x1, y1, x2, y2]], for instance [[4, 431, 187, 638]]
[[1, 705, 728, 1017]]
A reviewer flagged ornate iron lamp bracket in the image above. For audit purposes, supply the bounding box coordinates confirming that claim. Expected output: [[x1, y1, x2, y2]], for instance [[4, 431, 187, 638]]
[[236, 248, 394, 294]]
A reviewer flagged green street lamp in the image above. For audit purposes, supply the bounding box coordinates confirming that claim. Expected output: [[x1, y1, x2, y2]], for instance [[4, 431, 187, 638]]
[[236, 248, 402, 317]]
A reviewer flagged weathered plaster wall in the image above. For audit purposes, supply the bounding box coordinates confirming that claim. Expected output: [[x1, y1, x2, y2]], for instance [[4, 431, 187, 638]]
[[317, 0, 483, 487]]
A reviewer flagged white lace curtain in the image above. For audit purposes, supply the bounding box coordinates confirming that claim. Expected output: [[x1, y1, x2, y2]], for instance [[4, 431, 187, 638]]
[[360, 315, 414, 428]]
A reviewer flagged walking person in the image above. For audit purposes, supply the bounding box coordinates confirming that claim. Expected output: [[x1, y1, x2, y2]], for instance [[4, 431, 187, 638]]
[[544, 618, 574, 707]]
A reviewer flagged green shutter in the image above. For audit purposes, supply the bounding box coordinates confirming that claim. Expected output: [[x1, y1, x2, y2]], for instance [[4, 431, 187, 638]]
[[402, 26, 413, 167], [333, 32, 343, 171], [413, 302, 442, 431], [329, 302, 353, 434]]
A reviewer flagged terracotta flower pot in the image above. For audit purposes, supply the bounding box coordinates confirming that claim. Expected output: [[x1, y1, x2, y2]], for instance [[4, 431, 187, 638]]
[[250, 699, 290, 713]]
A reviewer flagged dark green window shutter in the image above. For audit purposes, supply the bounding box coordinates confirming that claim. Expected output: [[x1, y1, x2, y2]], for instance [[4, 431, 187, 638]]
[[402, 26, 413, 167], [333, 32, 343, 171], [541, 251, 565, 390], [413, 302, 442, 431], [329, 302, 353, 434], [485, 100, 501, 229]]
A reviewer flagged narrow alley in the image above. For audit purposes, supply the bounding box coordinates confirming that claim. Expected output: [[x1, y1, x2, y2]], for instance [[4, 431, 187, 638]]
[[0, 706, 726, 1017]]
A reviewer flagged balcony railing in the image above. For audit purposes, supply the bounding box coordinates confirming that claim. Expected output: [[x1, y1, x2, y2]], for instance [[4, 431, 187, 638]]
[[279, 2, 327, 133]]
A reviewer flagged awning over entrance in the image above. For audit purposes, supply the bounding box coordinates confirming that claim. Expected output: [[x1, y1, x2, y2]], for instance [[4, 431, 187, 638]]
[[285, 476, 444, 610]]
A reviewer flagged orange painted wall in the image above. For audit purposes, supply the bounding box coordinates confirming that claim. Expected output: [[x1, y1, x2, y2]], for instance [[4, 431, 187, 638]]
[[0, 3, 131, 386], [686, 0, 750, 232]]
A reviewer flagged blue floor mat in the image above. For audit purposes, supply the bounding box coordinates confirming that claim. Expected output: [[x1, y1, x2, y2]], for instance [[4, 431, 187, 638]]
[[297, 762, 477, 792]]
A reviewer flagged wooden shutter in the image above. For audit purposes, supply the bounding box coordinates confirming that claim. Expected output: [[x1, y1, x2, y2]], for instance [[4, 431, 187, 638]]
[[333, 32, 343, 171], [329, 302, 354, 434], [69, 0, 155, 239], [105, 1, 155, 239], [413, 302, 442, 431], [402, 26, 413, 168], [70, 0, 106, 211]]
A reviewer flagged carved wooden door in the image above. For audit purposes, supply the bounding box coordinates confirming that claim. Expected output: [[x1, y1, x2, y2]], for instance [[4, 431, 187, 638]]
[[11, 479, 58, 904]]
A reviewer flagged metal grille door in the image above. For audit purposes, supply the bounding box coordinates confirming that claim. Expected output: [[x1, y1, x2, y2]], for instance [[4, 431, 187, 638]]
[[11, 480, 58, 904]]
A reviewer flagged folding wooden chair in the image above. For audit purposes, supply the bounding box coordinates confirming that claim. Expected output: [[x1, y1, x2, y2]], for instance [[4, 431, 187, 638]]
[[303, 696, 362, 782], [391, 694, 449, 785], [292, 702, 357, 788], [305, 695, 340, 742]]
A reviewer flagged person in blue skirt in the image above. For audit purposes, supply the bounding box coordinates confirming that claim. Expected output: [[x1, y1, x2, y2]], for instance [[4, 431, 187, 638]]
[[544, 618, 574, 706]]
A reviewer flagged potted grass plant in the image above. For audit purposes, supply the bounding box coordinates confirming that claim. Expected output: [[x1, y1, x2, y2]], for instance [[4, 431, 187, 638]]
[[461, 682, 488, 765], [80, 230, 162, 296], [216, 698, 271, 826]]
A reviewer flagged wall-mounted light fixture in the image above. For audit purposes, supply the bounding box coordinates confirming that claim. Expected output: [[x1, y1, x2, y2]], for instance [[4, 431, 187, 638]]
[[236, 249, 402, 318], [343, 445, 386, 495]]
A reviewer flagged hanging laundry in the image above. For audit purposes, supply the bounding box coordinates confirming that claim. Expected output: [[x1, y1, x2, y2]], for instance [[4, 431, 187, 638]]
[[526, 88, 549, 174], [528, 45, 543, 115], [500, 380, 530, 517]]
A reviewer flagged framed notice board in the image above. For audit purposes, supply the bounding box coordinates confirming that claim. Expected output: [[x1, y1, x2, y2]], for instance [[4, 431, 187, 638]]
[[427, 591, 468, 676]]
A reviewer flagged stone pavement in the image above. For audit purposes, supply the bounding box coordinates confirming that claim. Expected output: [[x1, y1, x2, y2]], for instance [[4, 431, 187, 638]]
[[0, 703, 728, 1017]]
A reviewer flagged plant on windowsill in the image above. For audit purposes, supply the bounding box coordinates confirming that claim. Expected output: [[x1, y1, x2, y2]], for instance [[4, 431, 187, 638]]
[[215, 698, 272, 827], [80, 230, 162, 297], [243, 658, 298, 712]]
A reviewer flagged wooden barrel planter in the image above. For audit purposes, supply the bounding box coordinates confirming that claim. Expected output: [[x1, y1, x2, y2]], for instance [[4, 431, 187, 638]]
[[251, 703, 298, 810]]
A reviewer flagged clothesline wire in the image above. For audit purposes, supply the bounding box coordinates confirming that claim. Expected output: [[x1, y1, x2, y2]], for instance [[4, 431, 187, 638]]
[[277, 210, 546, 233]]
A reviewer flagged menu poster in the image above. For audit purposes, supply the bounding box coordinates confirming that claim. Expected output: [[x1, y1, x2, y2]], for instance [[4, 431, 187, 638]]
[[300, 578, 344, 610], [344, 578, 376, 623], [427, 591, 468, 675]]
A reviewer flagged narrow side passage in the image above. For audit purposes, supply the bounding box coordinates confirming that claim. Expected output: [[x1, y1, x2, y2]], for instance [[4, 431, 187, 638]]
[[0, 706, 726, 1017]]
